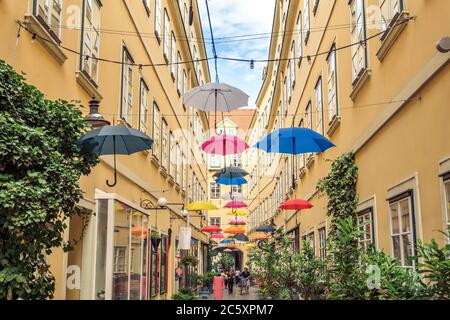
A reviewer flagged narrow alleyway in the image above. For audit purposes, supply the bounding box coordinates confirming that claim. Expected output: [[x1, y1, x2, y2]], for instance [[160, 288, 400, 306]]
[[208, 286, 260, 301]]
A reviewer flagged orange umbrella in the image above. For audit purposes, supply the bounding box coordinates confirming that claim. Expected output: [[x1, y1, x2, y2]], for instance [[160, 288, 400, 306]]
[[131, 227, 148, 237], [226, 244, 239, 249], [252, 232, 269, 240], [224, 227, 246, 234]]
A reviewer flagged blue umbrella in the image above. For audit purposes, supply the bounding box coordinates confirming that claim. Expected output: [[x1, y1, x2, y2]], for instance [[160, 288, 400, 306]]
[[213, 166, 249, 179], [77, 125, 153, 187], [220, 239, 234, 245], [255, 225, 277, 233], [254, 127, 334, 188], [215, 176, 247, 186]]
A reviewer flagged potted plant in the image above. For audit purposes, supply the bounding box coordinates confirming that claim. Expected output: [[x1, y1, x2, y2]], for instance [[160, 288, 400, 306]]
[[151, 230, 161, 250], [180, 255, 199, 267]]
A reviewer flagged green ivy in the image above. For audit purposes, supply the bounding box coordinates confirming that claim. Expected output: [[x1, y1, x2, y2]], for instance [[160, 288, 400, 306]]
[[0, 60, 98, 299]]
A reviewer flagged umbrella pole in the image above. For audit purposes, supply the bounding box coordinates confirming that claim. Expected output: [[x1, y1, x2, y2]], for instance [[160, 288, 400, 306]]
[[106, 136, 118, 187], [292, 137, 295, 190]]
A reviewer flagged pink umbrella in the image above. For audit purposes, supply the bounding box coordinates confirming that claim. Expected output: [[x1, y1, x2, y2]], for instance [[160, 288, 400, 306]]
[[201, 135, 249, 155], [210, 233, 224, 239], [224, 201, 247, 209]]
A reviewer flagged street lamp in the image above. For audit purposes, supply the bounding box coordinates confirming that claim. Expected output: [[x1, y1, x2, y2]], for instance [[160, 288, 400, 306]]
[[83, 98, 110, 129], [437, 37, 450, 53]]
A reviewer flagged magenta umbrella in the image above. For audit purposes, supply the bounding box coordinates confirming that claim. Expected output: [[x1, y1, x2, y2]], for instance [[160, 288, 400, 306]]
[[210, 233, 224, 239], [224, 200, 247, 209], [201, 134, 249, 155]]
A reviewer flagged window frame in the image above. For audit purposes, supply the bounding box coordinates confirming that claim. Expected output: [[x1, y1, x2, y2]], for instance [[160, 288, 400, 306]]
[[210, 182, 221, 199], [120, 47, 134, 125], [442, 173, 450, 237], [33, 0, 64, 42], [139, 79, 149, 133], [80, 0, 101, 84], [349, 0, 368, 83], [326, 44, 339, 123], [357, 208, 375, 252], [152, 102, 161, 160], [154, 0, 162, 41]]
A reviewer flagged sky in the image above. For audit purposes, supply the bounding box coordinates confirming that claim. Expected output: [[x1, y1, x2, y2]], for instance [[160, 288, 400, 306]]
[[198, 0, 275, 109]]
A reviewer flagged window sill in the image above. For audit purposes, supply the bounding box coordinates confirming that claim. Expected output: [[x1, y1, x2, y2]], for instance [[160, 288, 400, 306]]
[[177, 89, 181, 97], [306, 155, 315, 169], [163, 54, 169, 65], [160, 167, 168, 178], [304, 31, 310, 45], [155, 31, 161, 45], [76, 71, 102, 100], [150, 155, 160, 167], [299, 168, 306, 179], [377, 11, 410, 62], [171, 72, 175, 81], [168, 175, 175, 185], [175, 183, 181, 192], [350, 68, 371, 101], [327, 115, 341, 137], [24, 14, 67, 65]]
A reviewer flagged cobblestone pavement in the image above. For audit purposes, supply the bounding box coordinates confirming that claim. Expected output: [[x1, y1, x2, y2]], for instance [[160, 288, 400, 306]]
[[208, 286, 260, 301]]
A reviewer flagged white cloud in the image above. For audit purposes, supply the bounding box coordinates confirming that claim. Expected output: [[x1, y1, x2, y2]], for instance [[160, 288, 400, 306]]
[[199, 0, 275, 108]]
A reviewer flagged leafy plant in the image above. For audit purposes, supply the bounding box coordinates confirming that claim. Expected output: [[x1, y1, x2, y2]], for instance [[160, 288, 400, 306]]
[[0, 60, 98, 299], [172, 287, 196, 300], [180, 255, 199, 267], [212, 252, 235, 272], [150, 230, 161, 240]]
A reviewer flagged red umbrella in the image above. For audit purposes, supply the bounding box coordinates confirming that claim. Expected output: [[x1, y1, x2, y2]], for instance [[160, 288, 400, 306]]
[[224, 200, 247, 209], [201, 225, 223, 233], [229, 220, 246, 226], [210, 233, 224, 239], [201, 135, 249, 155], [279, 198, 313, 210]]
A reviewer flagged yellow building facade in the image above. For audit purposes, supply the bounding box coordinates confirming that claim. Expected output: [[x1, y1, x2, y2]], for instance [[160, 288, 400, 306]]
[[0, 0, 213, 300], [246, 0, 450, 266]]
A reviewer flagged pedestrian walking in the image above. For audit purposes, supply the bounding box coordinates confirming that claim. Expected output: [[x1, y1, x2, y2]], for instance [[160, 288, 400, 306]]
[[241, 267, 251, 294], [226, 271, 234, 294], [212, 273, 225, 300]]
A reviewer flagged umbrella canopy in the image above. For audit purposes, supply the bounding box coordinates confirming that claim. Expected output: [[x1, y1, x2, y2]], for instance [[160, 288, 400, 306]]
[[201, 135, 249, 155], [220, 193, 246, 201], [183, 82, 249, 112], [251, 232, 270, 240], [220, 239, 234, 245], [229, 219, 246, 226], [201, 225, 222, 233], [255, 225, 277, 233], [210, 233, 224, 239], [224, 201, 247, 209], [216, 176, 247, 186], [230, 233, 249, 242], [224, 227, 246, 234], [226, 244, 239, 249], [279, 198, 314, 210], [225, 209, 248, 216], [77, 125, 153, 187], [245, 243, 257, 248], [213, 167, 249, 179], [185, 201, 218, 211], [223, 249, 232, 252], [254, 128, 335, 155]]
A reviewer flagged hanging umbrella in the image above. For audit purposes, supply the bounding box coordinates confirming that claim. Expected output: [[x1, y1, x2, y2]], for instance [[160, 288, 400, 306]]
[[255, 225, 277, 233], [216, 176, 247, 186], [202, 135, 249, 155], [252, 232, 270, 240], [220, 239, 234, 245], [183, 82, 249, 128], [213, 166, 249, 179], [230, 233, 249, 242], [201, 225, 222, 233], [224, 227, 246, 234], [279, 198, 314, 210], [223, 249, 232, 253], [226, 244, 239, 249], [210, 233, 224, 239], [224, 201, 247, 209], [225, 209, 248, 216], [186, 201, 218, 211], [229, 219, 246, 226], [255, 127, 335, 189], [77, 125, 154, 187], [245, 243, 257, 248], [221, 193, 246, 201]]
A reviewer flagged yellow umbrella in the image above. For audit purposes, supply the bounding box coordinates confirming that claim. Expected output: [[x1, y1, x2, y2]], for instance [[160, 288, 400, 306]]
[[251, 232, 270, 240], [186, 201, 218, 211], [245, 243, 257, 248], [225, 209, 248, 216]]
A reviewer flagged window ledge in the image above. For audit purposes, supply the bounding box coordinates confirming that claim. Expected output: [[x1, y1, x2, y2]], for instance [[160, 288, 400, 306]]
[[168, 175, 175, 185], [160, 167, 168, 178], [171, 72, 175, 81], [24, 14, 67, 65], [304, 31, 310, 45], [150, 155, 160, 167], [327, 115, 341, 137], [377, 11, 410, 62], [175, 183, 181, 192], [350, 68, 371, 101], [299, 168, 307, 179], [306, 155, 315, 169], [76, 71, 102, 100]]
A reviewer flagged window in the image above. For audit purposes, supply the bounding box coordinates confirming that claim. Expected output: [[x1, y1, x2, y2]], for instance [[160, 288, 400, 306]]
[[177, 53, 182, 94], [81, 0, 100, 83], [163, 9, 170, 60], [33, 0, 63, 40], [304, 0, 310, 43], [210, 154, 221, 168], [160, 235, 167, 294], [210, 182, 221, 199], [113, 246, 127, 273], [154, 0, 161, 39], [181, 154, 186, 191], [230, 154, 242, 167], [183, 3, 189, 32], [318, 227, 326, 260], [176, 143, 181, 185], [232, 185, 242, 195], [182, 70, 187, 94], [161, 118, 168, 169], [297, 12, 303, 64], [152, 103, 160, 159], [358, 209, 374, 252], [120, 48, 133, 125], [327, 44, 338, 122], [350, 0, 368, 82], [290, 42, 296, 87], [314, 77, 324, 134], [171, 33, 176, 77], [305, 102, 313, 160], [389, 193, 416, 267], [380, 0, 403, 32], [210, 217, 221, 227], [313, 0, 320, 15], [303, 231, 315, 253], [139, 80, 149, 133], [169, 132, 176, 177], [143, 0, 151, 15], [443, 174, 450, 234]]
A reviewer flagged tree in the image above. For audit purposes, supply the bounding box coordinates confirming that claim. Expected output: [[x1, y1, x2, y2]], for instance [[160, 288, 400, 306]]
[[0, 60, 98, 299]]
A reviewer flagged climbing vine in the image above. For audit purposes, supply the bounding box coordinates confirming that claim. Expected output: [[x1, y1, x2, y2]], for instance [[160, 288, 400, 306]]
[[0, 60, 98, 299]]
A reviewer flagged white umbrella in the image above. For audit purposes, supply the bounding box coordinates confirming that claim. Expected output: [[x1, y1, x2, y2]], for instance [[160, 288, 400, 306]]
[[183, 82, 249, 128]]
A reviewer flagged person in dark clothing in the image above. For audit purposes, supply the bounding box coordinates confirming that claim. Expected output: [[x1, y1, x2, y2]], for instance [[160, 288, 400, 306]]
[[241, 267, 251, 294], [226, 271, 234, 294]]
